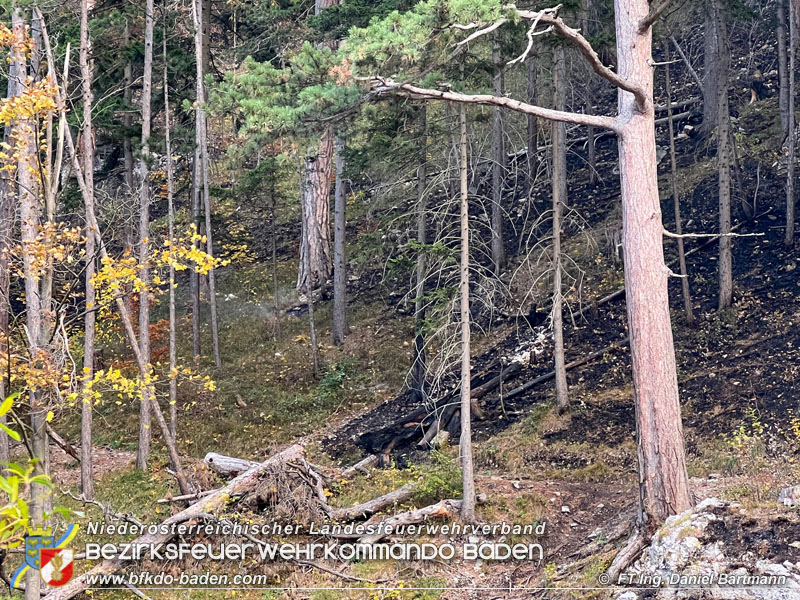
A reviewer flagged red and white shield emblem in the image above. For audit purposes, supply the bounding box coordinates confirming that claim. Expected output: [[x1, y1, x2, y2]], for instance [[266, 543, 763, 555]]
[[40, 548, 73, 586]]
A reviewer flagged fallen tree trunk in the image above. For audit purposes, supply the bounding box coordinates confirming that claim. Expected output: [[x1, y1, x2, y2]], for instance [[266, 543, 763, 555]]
[[42, 444, 305, 600], [329, 482, 417, 521], [340, 455, 378, 479], [203, 452, 260, 476], [359, 494, 487, 543]]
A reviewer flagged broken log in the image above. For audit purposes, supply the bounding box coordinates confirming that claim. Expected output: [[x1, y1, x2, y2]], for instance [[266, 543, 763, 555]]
[[47, 425, 80, 462], [42, 444, 305, 600], [358, 493, 487, 543], [203, 452, 260, 476], [329, 482, 417, 521], [340, 455, 378, 479]]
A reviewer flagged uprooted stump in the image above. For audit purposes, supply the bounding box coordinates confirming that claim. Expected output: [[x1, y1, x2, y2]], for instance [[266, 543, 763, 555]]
[[613, 497, 800, 599]]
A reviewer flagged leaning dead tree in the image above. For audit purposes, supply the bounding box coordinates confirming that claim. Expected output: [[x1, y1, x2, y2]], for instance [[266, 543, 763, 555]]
[[370, 0, 692, 544]]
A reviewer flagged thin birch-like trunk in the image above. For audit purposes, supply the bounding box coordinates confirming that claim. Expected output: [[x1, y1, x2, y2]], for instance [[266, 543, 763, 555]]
[[552, 44, 569, 412], [411, 105, 427, 399], [458, 104, 476, 523], [786, 0, 796, 246], [332, 134, 349, 345], [80, 0, 96, 500], [164, 25, 178, 443], [136, 0, 155, 470], [491, 38, 506, 275]]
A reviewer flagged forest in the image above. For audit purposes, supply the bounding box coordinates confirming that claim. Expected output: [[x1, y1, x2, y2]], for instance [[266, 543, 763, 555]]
[[0, 0, 798, 597]]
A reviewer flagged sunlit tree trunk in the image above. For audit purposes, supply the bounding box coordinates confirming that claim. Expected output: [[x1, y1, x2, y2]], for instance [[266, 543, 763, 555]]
[[459, 105, 476, 523], [615, 0, 691, 527], [136, 0, 154, 470], [552, 44, 569, 413], [80, 0, 96, 500], [299, 161, 320, 378]]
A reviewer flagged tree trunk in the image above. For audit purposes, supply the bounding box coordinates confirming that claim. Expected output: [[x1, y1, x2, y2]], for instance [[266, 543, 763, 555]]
[[786, 0, 796, 247], [0, 47, 16, 466], [458, 105, 476, 523], [713, 0, 733, 310], [79, 0, 96, 500], [271, 178, 280, 340], [664, 43, 694, 323], [552, 44, 569, 413], [191, 147, 202, 360], [491, 38, 506, 275], [136, 0, 155, 471], [164, 27, 178, 443], [194, 0, 222, 367], [298, 132, 334, 291], [411, 105, 428, 399], [701, 2, 720, 135], [615, 0, 692, 528], [779, 0, 791, 137], [299, 162, 320, 378], [13, 8, 44, 598], [332, 134, 349, 345], [527, 56, 539, 179]]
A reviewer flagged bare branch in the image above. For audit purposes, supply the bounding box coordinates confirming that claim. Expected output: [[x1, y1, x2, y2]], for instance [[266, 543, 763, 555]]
[[369, 78, 620, 132], [639, 0, 675, 33]]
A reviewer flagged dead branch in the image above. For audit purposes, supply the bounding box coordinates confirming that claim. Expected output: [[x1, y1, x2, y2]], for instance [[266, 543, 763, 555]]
[[46, 425, 79, 462], [369, 78, 620, 132], [329, 482, 417, 521], [639, 0, 675, 33], [341, 455, 378, 479], [61, 489, 144, 528], [203, 452, 260, 476], [156, 490, 217, 504]]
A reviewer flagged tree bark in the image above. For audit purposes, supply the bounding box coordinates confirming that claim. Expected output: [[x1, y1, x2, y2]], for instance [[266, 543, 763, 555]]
[[191, 147, 202, 360], [299, 161, 320, 378], [194, 0, 222, 367], [13, 7, 44, 598], [164, 27, 178, 443], [582, 0, 597, 185], [552, 44, 569, 413], [271, 177, 280, 340], [136, 0, 155, 471], [779, 0, 791, 137], [458, 105, 476, 523], [79, 0, 96, 500], [332, 134, 349, 345], [786, 0, 796, 247], [491, 38, 506, 275], [713, 0, 733, 310], [615, 0, 692, 527], [664, 43, 694, 323], [701, 2, 720, 135], [411, 105, 428, 399]]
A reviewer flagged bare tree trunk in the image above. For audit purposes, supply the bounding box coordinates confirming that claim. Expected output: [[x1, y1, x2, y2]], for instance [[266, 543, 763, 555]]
[[194, 0, 222, 367], [713, 0, 733, 309], [332, 134, 348, 345], [411, 105, 427, 399], [13, 8, 44, 598], [786, 0, 796, 247], [164, 26, 178, 443], [552, 44, 569, 413], [299, 161, 320, 378], [701, 1, 720, 135], [458, 104, 476, 523], [80, 0, 96, 500], [136, 0, 154, 471], [779, 0, 791, 137], [298, 132, 334, 291], [665, 44, 694, 324], [615, 0, 692, 527], [491, 38, 506, 275]]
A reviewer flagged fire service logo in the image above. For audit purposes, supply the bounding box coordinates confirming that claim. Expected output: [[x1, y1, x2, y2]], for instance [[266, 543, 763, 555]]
[[11, 525, 78, 588]]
